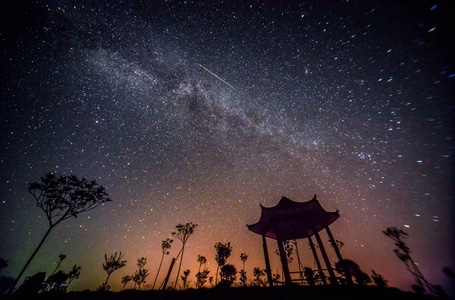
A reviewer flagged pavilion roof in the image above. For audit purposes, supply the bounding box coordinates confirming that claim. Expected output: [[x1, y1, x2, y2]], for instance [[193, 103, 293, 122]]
[[247, 195, 339, 240]]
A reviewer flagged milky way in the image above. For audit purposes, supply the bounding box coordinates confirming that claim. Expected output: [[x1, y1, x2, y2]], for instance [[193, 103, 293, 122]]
[[1, 0, 453, 295]]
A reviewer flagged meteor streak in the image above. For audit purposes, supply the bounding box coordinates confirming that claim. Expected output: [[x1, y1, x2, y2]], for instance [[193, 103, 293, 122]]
[[198, 64, 235, 90]]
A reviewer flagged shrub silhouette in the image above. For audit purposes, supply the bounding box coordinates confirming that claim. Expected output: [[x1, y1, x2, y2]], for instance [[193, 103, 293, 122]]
[[371, 270, 388, 287], [214, 242, 232, 285], [252, 267, 267, 287], [303, 267, 316, 286], [180, 269, 190, 289], [195, 255, 209, 288], [335, 259, 371, 285], [41, 254, 81, 292], [45, 270, 69, 292], [14, 272, 46, 296], [66, 264, 81, 290], [121, 275, 132, 290], [8, 173, 111, 294], [195, 269, 210, 289], [219, 264, 237, 287], [132, 257, 149, 290], [99, 252, 127, 291]]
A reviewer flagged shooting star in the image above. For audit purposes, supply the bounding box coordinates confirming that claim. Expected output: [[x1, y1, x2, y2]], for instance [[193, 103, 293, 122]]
[[198, 64, 235, 90]]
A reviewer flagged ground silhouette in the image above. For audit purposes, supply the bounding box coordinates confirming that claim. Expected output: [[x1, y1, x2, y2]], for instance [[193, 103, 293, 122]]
[[1, 285, 442, 300]]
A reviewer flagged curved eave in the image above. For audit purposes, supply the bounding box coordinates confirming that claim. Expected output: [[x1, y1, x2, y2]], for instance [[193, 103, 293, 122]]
[[247, 196, 339, 240]]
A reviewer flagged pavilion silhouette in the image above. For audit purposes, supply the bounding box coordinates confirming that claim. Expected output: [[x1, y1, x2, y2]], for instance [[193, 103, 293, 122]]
[[247, 195, 344, 286]]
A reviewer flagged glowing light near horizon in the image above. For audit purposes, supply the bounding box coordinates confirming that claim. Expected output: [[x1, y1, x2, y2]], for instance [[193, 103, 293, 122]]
[[0, 1, 452, 295]]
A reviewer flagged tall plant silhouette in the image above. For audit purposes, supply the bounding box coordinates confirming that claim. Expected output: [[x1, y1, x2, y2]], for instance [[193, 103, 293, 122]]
[[152, 238, 173, 289], [172, 222, 197, 289], [383, 227, 436, 294], [66, 264, 81, 290], [239, 253, 248, 286], [121, 275, 132, 290], [132, 257, 149, 290], [195, 255, 209, 288], [9, 173, 111, 293], [99, 252, 127, 291], [180, 269, 191, 289], [214, 242, 232, 285]]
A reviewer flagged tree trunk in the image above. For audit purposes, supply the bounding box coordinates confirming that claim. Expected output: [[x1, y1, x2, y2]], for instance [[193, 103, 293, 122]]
[[9, 225, 54, 294]]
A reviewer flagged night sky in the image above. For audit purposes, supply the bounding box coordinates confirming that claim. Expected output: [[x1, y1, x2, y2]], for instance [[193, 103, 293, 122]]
[[1, 0, 454, 295]]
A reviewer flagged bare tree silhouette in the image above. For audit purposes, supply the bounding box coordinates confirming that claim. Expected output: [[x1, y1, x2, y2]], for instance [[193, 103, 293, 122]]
[[214, 242, 232, 285], [172, 222, 197, 289], [152, 238, 173, 289], [9, 173, 111, 294], [99, 252, 127, 291]]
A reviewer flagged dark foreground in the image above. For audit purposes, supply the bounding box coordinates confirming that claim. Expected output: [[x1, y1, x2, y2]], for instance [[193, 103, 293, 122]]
[[1, 286, 443, 300]]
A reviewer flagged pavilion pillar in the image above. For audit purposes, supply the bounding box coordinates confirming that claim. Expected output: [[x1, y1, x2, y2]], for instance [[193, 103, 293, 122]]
[[308, 236, 327, 285], [325, 226, 353, 284], [313, 229, 338, 285], [261, 234, 273, 287], [325, 226, 343, 261], [276, 238, 292, 285]]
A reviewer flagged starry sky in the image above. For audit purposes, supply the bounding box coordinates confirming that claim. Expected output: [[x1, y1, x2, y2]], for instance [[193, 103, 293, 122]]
[[1, 0, 454, 295]]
